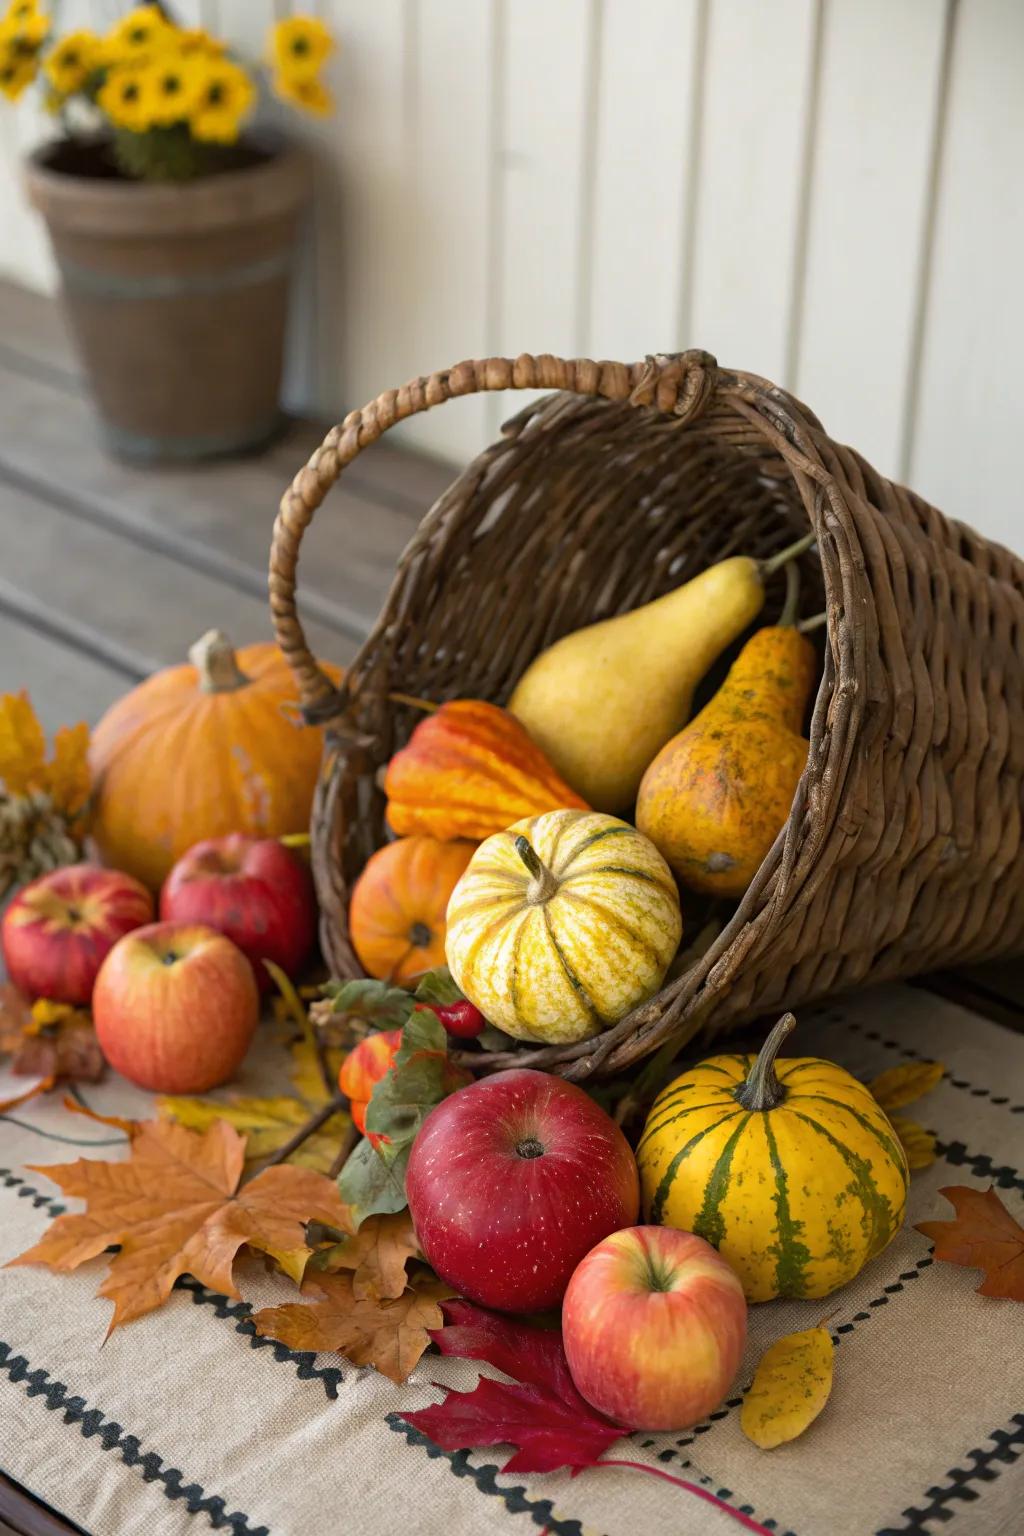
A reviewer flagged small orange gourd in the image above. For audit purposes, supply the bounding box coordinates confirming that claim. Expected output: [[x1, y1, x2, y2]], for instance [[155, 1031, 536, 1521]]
[[636, 619, 816, 897], [384, 700, 588, 842], [338, 1029, 403, 1138], [348, 835, 476, 983], [89, 630, 341, 890]]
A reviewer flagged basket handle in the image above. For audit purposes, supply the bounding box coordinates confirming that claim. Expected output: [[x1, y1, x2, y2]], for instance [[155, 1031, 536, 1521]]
[[269, 349, 718, 716]]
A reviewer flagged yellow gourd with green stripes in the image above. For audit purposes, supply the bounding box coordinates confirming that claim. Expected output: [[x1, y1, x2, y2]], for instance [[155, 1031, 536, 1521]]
[[637, 1014, 909, 1301]]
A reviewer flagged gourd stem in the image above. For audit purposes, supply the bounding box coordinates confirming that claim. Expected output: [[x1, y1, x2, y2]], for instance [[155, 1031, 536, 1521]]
[[514, 835, 560, 904], [758, 532, 816, 579], [798, 610, 827, 634], [778, 559, 800, 628], [736, 1013, 797, 1111], [189, 629, 250, 694]]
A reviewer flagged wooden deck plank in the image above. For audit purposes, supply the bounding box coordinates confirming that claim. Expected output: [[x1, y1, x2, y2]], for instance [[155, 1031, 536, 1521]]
[[0, 611, 127, 730], [0, 364, 411, 640], [0, 476, 354, 679], [0, 278, 458, 513]]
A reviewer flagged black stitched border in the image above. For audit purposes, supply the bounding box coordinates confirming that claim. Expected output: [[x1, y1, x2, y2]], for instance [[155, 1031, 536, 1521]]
[[0, 1166, 66, 1217], [875, 1413, 1024, 1534], [0, 1340, 268, 1535], [177, 1279, 344, 1400], [935, 1140, 1024, 1194], [386, 1413, 585, 1536], [820, 1010, 1024, 1114]]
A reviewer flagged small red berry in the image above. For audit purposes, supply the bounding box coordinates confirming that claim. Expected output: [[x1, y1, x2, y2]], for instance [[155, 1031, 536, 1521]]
[[417, 999, 486, 1039]]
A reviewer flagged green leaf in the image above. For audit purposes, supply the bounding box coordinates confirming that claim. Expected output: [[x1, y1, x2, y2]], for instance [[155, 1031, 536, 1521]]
[[413, 967, 464, 1008], [321, 978, 415, 1031], [395, 1007, 449, 1063], [337, 1137, 411, 1227]]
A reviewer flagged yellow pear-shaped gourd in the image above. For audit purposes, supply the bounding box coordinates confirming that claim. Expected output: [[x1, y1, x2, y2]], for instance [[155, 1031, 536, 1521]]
[[508, 543, 810, 812], [445, 809, 682, 1044], [636, 617, 816, 896], [637, 1014, 909, 1301]]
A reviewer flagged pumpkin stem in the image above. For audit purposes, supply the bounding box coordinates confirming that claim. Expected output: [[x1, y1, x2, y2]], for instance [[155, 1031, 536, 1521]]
[[189, 629, 250, 693], [798, 610, 827, 634], [514, 835, 559, 904], [736, 1012, 797, 1111]]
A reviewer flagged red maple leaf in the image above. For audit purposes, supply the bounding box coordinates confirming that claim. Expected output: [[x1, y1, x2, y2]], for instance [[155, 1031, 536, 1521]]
[[400, 1299, 625, 1474], [916, 1185, 1024, 1301]]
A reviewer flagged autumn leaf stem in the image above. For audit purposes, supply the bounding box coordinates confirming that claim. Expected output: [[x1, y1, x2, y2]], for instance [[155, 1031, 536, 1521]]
[[594, 1462, 772, 1535], [256, 1091, 350, 1173], [327, 1121, 361, 1180]]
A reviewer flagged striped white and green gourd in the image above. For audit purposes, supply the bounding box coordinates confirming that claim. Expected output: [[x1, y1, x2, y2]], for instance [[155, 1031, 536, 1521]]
[[637, 1014, 909, 1301]]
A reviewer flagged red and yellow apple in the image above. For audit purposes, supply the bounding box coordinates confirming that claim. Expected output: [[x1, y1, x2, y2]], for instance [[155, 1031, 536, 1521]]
[[93, 920, 259, 1092], [562, 1226, 747, 1430], [159, 833, 317, 990], [406, 1067, 640, 1312], [1, 863, 154, 1004]]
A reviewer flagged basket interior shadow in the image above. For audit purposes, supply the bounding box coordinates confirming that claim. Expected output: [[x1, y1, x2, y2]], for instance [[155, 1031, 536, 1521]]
[[270, 351, 1024, 1081]]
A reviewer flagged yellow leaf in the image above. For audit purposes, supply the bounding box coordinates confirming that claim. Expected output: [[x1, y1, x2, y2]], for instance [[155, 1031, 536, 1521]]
[[287, 1034, 344, 1107], [158, 1092, 350, 1173], [741, 1327, 834, 1450], [0, 691, 46, 796], [869, 1060, 944, 1111], [890, 1113, 937, 1170], [43, 721, 91, 819], [29, 999, 91, 1036]]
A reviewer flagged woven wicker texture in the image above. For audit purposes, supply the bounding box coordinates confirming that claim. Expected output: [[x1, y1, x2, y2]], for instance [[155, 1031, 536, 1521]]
[[269, 351, 1024, 1079]]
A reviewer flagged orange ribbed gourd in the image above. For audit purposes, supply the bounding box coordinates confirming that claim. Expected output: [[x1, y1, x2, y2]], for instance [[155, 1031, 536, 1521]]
[[348, 834, 476, 983], [89, 630, 341, 890], [384, 700, 588, 841]]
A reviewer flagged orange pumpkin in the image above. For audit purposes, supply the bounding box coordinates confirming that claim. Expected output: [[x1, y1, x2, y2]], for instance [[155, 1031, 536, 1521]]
[[349, 835, 476, 983], [339, 1028, 403, 1136], [384, 700, 588, 841], [89, 630, 341, 890]]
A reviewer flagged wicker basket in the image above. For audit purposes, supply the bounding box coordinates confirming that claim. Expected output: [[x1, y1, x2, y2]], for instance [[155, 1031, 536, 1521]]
[[269, 351, 1024, 1081]]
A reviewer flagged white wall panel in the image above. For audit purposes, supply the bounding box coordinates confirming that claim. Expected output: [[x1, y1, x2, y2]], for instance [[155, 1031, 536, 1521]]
[[794, 0, 947, 480], [910, 0, 1024, 542], [587, 0, 704, 363], [687, 0, 820, 381]]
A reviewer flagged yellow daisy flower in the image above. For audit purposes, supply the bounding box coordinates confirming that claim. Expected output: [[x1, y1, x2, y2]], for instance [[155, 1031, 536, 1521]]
[[269, 15, 332, 80], [0, 50, 35, 100], [140, 52, 200, 126], [175, 26, 224, 59], [43, 29, 99, 95], [272, 68, 332, 117], [104, 4, 173, 61], [1, 3, 47, 49], [189, 56, 254, 144], [2, 0, 43, 29], [97, 62, 153, 133]]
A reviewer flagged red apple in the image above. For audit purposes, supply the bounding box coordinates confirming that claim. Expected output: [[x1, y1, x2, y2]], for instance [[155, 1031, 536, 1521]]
[[406, 1067, 639, 1312], [93, 920, 259, 1092], [159, 834, 316, 991], [2, 864, 154, 1004], [562, 1226, 747, 1430]]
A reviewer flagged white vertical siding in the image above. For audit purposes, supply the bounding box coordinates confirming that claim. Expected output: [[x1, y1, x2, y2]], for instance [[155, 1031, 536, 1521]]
[[0, 0, 1019, 550]]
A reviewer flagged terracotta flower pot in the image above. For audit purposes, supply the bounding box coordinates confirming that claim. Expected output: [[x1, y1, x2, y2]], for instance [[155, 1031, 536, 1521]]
[[25, 137, 313, 462]]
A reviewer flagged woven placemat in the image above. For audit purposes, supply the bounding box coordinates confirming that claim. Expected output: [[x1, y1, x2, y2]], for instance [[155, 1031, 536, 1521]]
[[1, 982, 1022, 1536]]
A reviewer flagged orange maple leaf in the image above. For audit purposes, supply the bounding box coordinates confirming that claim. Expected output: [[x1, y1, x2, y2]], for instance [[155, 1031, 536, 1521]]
[[8, 1117, 350, 1333], [916, 1185, 1024, 1301], [252, 1271, 454, 1384]]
